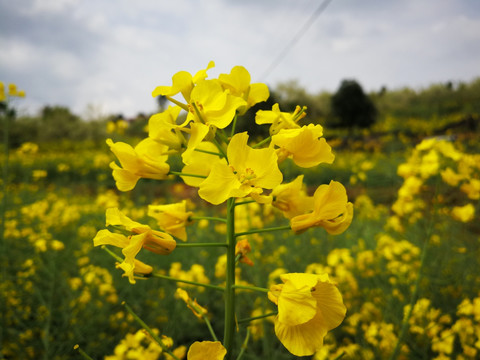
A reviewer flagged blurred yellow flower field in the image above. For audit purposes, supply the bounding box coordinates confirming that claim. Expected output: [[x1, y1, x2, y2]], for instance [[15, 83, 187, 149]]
[[1, 73, 479, 360]]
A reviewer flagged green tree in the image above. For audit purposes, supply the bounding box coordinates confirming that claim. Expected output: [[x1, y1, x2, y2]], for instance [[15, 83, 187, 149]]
[[331, 79, 377, 129]]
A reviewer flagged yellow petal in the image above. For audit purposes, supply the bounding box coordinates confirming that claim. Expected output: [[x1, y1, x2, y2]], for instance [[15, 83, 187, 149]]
[[322, 202, 354, 235], [273, 275, 346, 356], [119, 234, 146, 284], [109, 161, 140, 192], [313, 181, 349, 219], [105, 207, 145, 231], [227, 132, 249, 169], [198, 163, 241, 205], [311, 278, 347, 331], [142, 230, 177, 255], [181, 142, 225, 187], [255, 103, 281, 125], [187, 341, 226, 360], [274, 311, 328, 356], [181, 123, 210, 165], [271, 125, 334, 168], [148, 201, 193, 241], [93, 229, 129, 248], [277, 273, 318, 326], [248, 82, 269, 108]]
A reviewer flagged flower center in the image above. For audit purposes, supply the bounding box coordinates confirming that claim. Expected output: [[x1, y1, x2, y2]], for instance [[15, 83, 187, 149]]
[[230, 166, 257, 184]]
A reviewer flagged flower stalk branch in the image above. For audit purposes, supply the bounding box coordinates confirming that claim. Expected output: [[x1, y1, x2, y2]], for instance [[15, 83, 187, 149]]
[[235, 225, 291, 238], [123, 302, 181, 360]]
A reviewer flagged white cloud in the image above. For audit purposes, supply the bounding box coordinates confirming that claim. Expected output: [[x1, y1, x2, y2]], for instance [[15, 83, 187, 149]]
[[1, 0, 479, 117]]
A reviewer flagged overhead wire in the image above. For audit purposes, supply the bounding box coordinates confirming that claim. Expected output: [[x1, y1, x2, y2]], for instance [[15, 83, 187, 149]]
[[260, 0, 333, 81]]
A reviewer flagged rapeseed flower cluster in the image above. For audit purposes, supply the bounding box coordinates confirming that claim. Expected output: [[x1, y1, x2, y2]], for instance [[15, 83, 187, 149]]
[[0, 81, 25, 101], [92, 62, 353, 358], [390, 138, 478, 232]]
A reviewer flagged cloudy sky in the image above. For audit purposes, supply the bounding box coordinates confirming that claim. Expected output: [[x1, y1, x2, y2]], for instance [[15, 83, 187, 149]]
[[1, 0, 480, 118]]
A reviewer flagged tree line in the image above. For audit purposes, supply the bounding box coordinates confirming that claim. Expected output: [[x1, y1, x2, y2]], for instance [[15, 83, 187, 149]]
[[2, 77, 479, 148]]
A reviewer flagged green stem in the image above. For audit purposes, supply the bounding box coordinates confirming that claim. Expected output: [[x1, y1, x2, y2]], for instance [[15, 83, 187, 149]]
[[389, 236, 430, 360], [217, 129, 230, 143], [102, 245, 123, 262], [175, 242, 228, 248], [186, 297, 219, 341], [252, 136, 271, 148], [234, 200, 256, 207], [230, 114, 238, 138], [224, 197, 236, 359], [152, 273, 225, 292], [212, 137, 227, 160], [169, 171, 207, 179], [233, 284, 269, 293], [203, 314, 218, 342], [123, 302, 181, 360], [237, 312, 277, 325], [235, 329, 250, 360], [235, 225, 291, 238], [165, 95, 189, 111], [189, 216, 227, 223], [194, 148, 224, 158], [73, 345, 95, 360], [101, 246, 225, 290]]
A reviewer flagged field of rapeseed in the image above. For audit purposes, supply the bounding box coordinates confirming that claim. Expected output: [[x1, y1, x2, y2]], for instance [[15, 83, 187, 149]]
[[1, 68, 479, 360]]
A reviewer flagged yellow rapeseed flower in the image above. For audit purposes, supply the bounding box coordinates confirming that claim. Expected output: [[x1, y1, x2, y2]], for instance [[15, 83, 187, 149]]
[[181, 141, 227, 187], [152, 61, 215, 103], [148, 105, 184, 151], [93, 208, 176, 283], [271, 175, 313, 219], [218, 65, 269, 114], [268, 273, 346, 356], [290, 181, 353, 235], [0, 81, 5, 101], [148, 200, 193, 241], [271, 124, 334, 168], [175, 288, 208, 319], [107, 138, 170, 191], [198, 132, 283, 205], [451, 204, 475, 222], [186, 79, 246, 129], [255, 103, 306, 135]]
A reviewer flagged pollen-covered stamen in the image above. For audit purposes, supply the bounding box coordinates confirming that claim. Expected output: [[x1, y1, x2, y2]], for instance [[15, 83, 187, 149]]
[[229, 166, 257, 184], [238, 167, 257, 183], [293, 105, 307, 123], [189, 102, 206, 123]]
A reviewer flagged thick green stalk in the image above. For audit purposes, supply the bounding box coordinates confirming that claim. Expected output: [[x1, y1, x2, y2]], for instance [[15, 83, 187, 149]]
[[224, 197, 236, 359]]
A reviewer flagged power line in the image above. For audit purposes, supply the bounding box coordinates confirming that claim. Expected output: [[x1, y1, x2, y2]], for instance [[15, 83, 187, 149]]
[[260, 0, 333, 81]]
